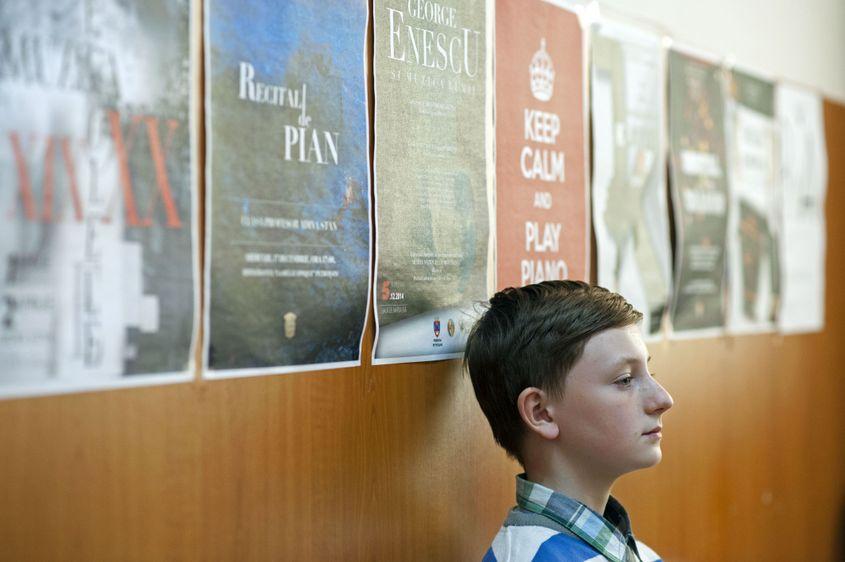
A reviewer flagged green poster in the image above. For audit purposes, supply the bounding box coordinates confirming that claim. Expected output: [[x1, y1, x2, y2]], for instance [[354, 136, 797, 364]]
[[372, 0, 492, 363]]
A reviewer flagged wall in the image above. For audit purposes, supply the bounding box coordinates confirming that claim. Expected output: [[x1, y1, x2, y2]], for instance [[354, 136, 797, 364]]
[[1, 2, 844, 561], [598, 0, 845, 103]]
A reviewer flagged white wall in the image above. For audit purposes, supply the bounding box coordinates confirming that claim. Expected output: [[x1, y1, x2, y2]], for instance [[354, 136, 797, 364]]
[[597, 0, 845, 102]]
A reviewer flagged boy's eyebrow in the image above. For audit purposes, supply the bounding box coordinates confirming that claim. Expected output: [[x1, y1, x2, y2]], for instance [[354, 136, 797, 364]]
[[611, 355, 650, 368]]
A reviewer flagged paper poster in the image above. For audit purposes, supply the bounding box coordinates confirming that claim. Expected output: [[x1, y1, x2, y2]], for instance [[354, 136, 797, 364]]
[[495, 0, 588, 292], [204, 0, 371, 375], [372, 0, 493, 363], [667, 48, 729, 336], [591, 20, 671, 338], [724, 68, 780, 333], [0, 0, 196, 398], [776, 83, 827, 333]]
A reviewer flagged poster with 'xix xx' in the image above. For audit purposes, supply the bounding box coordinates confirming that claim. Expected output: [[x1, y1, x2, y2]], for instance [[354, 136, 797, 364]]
[[0, 0, 196, 398]]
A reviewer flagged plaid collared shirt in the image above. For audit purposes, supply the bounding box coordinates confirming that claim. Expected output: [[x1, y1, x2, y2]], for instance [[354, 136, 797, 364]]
[[482, 475, 661, 562]]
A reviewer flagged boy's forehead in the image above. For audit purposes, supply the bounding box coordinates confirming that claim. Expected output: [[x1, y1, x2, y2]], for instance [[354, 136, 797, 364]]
[[580, 325, 649, 368]]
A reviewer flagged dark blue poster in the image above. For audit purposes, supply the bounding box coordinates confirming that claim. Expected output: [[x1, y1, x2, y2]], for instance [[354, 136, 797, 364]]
[[204, 0, 371, 376]]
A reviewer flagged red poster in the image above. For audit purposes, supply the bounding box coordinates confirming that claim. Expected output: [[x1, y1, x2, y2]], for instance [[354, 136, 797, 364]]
[[495, 0, 588, 290]]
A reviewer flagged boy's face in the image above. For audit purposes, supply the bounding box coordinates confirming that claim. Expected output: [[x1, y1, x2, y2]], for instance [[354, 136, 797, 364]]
[[548, 324, 673, 479]]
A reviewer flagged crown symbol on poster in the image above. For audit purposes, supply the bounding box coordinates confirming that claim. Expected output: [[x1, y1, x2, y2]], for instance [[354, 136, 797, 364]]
[[529, 38, 555, 102]]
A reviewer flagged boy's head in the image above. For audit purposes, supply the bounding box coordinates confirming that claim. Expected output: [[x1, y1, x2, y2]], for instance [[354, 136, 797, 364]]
[[465, 281, 672, 471]]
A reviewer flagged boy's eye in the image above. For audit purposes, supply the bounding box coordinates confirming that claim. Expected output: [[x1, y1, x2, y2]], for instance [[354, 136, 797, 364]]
[[615, 375, 633, 387]]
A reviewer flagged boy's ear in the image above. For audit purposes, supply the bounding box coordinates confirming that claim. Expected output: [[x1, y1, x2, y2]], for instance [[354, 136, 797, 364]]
[[517, 387, 560, 441]]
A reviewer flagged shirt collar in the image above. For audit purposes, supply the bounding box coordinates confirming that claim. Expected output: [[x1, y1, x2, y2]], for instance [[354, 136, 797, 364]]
[[515, 474, 640, 562]]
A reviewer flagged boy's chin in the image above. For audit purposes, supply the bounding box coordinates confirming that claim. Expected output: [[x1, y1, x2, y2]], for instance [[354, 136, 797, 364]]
[[641, 446, 663, 467], [606, 449, 664, 478], [627, 447, 663, 472]]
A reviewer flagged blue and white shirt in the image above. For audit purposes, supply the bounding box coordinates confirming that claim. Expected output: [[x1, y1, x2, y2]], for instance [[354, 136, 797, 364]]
[[482, 475, 662, 562]]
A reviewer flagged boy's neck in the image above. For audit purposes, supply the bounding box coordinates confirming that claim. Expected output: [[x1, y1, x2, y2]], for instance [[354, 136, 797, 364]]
[[525, 463, 614, 515]]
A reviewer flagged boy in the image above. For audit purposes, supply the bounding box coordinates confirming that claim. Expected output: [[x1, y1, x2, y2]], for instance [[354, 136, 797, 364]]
[[465, 281, 673, 562]]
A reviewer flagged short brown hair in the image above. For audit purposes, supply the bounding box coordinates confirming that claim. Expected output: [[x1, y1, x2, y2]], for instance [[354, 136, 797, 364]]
[[464, 281, 642, 464]]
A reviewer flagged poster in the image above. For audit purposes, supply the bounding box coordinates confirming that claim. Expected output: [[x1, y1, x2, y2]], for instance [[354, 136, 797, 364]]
[[591, 20, 671, 338], [776, 83, 827, 333], [372, 0, 493, 363], [495, 0, 588, 292], [0, 0, 196, 398], [204, 0, 371, 376], [667, 48, 729, 337], [724, 68, 780, 333]]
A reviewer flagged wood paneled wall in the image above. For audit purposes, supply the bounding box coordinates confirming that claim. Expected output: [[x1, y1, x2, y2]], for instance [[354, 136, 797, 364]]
[[0, 9, 843, 560]]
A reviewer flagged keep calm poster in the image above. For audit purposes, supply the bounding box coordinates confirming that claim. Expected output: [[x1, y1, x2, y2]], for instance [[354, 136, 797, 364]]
[[204, 0, 371, 376], [591, 20, 671, 338], [0, 0, 196, 398], [495, 0, 588, 291], [373, 0, 493, 364], [724, 68, 780, 334], [667, 48, 729, 337], [776, 83, 827, 333]]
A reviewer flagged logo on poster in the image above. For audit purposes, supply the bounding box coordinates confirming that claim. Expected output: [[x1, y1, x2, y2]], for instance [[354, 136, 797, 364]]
[[530, 39, 554, 102], [433, 318, 441, 338], [284, 312, 297, 339], [522, 38, 564, 184], [447, 318, 455, 337]]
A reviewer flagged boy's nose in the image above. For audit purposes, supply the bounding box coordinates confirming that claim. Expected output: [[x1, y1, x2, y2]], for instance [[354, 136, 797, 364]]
[[646, 379, 673, 414]]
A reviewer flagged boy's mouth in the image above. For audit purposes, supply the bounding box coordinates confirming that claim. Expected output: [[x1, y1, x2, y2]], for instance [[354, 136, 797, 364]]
[[643, 426, 662, 435]]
